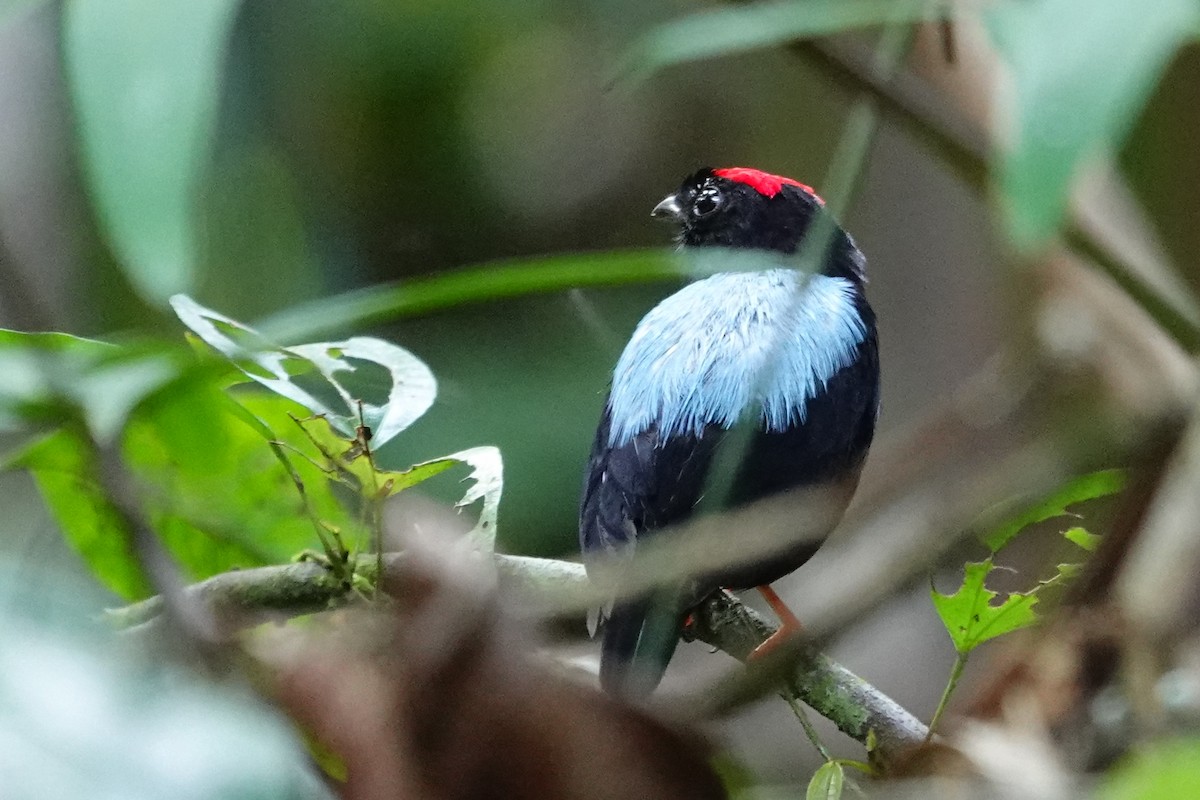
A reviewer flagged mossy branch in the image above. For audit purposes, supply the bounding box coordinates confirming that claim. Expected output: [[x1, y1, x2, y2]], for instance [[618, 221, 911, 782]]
[[107, 552, 927, 764]]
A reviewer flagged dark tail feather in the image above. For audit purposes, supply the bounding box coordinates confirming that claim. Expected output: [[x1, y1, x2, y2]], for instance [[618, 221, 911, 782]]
[[599, 594, 685, 697]]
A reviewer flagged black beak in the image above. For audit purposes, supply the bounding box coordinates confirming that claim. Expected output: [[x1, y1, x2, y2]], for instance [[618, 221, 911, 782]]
[[651, 194, 683, 221]]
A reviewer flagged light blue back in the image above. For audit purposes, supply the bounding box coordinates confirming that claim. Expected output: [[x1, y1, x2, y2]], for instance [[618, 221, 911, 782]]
[[607, 270, 867, 447]]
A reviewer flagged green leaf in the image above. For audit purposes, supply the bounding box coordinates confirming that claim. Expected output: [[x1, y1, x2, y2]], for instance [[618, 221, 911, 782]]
[[1063, 526, 1102, 553], [64, 0, 241, 302], [619, 0, 933, 83], [931, 560, 1040, 654], [172, 295, 437, 447], [0, 329, 186, 444], [981, 468, 1125, 553], [124, 381, 330, 577], [256, 249, 672, 342], [253, 247, 785, 343], [806, 760, 845, 800], [990, 0, 1200, 247], [10, 429, 152, 599]]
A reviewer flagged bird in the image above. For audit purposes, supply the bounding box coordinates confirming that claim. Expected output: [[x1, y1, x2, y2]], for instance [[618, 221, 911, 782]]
[[579, 166, 880, 697]]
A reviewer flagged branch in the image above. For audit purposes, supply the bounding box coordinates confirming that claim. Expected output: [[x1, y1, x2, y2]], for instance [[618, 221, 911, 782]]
[[688, 591, 928, 767], [108, 552, 927, 763]]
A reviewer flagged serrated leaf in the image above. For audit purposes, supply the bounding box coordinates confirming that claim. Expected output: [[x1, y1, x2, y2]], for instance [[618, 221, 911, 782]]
[[989, 0, 1199, 247], [932, 560, 1040, 654], [806, 760, 845, 800], [64, 0, 241, 302], [981, 469, 1125, 553], [1063, 526, 1102, 553], [171, 295, 436, 447], [441, 446, 503, 552]]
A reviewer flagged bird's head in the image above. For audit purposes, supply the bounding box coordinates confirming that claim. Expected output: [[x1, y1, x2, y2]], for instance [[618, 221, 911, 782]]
[[652, 167, 864, 280]]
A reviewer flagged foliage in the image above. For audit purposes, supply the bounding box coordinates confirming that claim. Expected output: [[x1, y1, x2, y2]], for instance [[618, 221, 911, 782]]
[[1, 0, 1199, 794], [805, 760, 844, 800], [64, 0, 242, 303], [933, 468, 1126, 654], [1, 300, 503, 600], [926, 468, 1127, 736]]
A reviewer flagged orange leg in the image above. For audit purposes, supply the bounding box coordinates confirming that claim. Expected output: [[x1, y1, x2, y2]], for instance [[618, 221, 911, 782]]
[[748, 585, 805, 661]]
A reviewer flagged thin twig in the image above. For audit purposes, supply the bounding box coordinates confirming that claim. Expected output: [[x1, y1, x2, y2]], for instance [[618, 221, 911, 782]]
[[927, 650, 968, 740]]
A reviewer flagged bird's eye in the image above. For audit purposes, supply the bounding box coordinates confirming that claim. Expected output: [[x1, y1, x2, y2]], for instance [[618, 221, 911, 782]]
[[692, 191, 722, 217]]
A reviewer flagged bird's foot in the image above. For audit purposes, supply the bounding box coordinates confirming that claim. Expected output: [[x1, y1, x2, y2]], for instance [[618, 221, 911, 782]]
[[748, 585, 804, 661]]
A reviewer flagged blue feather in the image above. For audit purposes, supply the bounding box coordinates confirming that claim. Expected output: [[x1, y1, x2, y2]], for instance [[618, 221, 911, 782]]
[[607, 270, 866, 447]]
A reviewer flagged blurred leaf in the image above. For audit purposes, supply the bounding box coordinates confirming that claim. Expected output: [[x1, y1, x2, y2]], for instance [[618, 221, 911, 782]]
[[990, 0, 1200, 247], [255, 247, 792, 343], [806, 760, 845, 800], [0, 330, 187, 444], [980, 468, 1125, 553], [9, 429, 151, 599], [172, 295, 436, 447], [619, 0, 931, 82], [932, 560, 1040, 654], [281, 413, 458, 502], [1063, 525, 1102, 552], [0, 0, 44, 28], [63, 0, 241, 302], [8, 383, 367, 598], [124, 381, 338, 578], [1099, 738, 1200, 800], [256, 249, 674, 342], [0, 561, 322, 799]]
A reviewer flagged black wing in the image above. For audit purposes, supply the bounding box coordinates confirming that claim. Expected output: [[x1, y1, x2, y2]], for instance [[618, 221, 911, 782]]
[[579, 399, 721, 695], [579, 401, 721, 561]]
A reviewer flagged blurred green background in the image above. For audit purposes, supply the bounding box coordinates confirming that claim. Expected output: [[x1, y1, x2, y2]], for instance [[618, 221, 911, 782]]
[[1, 0, 1199, 785], [1, 0, 1027, 563]]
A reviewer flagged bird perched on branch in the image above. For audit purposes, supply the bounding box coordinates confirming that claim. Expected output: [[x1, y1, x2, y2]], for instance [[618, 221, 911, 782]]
[[580, 167, 880, 697]]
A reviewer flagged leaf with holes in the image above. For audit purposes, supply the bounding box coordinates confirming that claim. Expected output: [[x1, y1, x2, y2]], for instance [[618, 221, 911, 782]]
[[932, 560, 1040, 655], [171, 295, 436, 447], [981, 469, 1125, 553], [434, 446, 503, 552]]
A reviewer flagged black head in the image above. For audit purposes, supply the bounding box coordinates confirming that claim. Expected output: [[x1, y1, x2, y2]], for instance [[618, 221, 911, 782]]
[[653, 167, 865, 281]]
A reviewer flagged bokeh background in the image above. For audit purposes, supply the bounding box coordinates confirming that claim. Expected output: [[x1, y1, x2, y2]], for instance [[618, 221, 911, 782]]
[[2, 0, 1198, 789]]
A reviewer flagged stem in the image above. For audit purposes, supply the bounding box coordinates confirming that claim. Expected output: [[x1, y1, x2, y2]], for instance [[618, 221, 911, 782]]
[[785, 693, 832, 761], [926, 650, 968, 740]]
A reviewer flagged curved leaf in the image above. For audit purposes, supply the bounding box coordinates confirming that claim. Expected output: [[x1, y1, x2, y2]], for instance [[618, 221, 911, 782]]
[[806, 760, 845, 800], [171, 295, 437, 446], [619, 0, 931, 83], [64, 0, 241, 302], [990, 0, 1200, 247]]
